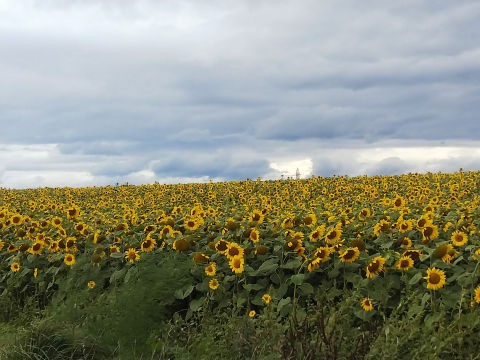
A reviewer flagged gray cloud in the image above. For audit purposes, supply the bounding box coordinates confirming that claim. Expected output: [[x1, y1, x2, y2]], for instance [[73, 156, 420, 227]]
[[1, 1, 480, 187]]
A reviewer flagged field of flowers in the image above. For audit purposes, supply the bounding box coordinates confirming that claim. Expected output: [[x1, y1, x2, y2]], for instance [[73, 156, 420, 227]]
[[1, 171, 480, 359]]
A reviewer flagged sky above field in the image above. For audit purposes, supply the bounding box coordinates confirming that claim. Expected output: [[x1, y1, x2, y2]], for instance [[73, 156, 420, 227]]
[[1, 0, 480, 188]]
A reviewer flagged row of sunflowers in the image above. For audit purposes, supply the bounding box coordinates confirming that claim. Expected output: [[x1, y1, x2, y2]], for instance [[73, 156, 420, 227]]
[[1, 171, 480, 319]]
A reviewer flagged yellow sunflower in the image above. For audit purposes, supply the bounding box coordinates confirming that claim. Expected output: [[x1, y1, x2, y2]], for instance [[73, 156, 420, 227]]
[[226, 242, 244, 260], [307, 258, 321, 272], [422, 223, 439, 243], [28, 242, 43, 255], [209, 278, 219, 290], [87, 281, 96, 289], [249, 210, 264, 224], [215, 239, 229, 254], [141, 238, 156, 252], [325, 227, 342, 244], [424, 267, 446, 290], [309, 224, 325, 242], [474, 285, 480, 304], [10, 262, 20, 272], [395, 256, 414, 271], [451, 230, 468, 246], [249, 228, 260, 243], [248, 310, 256, 318], [229, 256, 245, 274], [261, 293, 271, 304], [184, 217, 200, 231], [338, 247, 360, 263], [205, 262, 217, 277], [314, 246, 331, 263], [365, 256, 386, 279], [360, 297, 373, 311], [64, 253, 76, 266], [303, 213, 317, 227], [124, 248, 140, 263]]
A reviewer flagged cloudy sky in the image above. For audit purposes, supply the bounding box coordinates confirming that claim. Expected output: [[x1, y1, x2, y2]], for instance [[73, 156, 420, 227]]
[[1, 0, 480, 188]]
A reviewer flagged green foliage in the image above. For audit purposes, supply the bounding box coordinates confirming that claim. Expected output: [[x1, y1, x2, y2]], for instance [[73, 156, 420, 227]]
[[367, 290, 480, 360], [47, 251, 196, 357], [0, 319, 108, 360]]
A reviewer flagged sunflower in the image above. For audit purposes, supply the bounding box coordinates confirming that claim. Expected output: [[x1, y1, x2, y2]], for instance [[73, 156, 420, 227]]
[[360, 297, 373, 311], [451, 230, 468, 247], [87, 281, 96, 289], [395, 256, 414, 271], [307, 258, 321, 272], [474, 285, 480, 304], [255, 245, 269, 255], [10, 214, 23, 226], [29, 242, 43, 255], [398, 237, 412, 248], [424, 267, 446, 290], [398, 219, 413, 233], [64, 253, 76, 266], [0, 240, 4, 252], [205, 262, 217, 277], [209, 278, 219, 290], [433, 244, 456, 263], [249, 228, 260, 243], [281, 218, 294, 230], [192, 252, 209, 264], [109, 245, 120, 256], [141, 238, 156, 252], [358, 208, 371, 221], [472, 248, 480, 262], [325, 227, 342, 244], [313, 246, 331, 263], [303, 213, 317, 227], [226, 242, 244, 260], [10, 262, 20, 272], [66, 205, 80, 219], [249, 310, 256, 318], [172, 238, 190, 252], [229, 256, 244, 274], [261, 293, 271, 304], [422, 223, 439, 243], [184, 217, 200, 231], [393, 195, 405, 209], [402, 249, 422, 261], [51, 216, 62, 227], [215, 239, 229, 254], [49, 241, 59, 253], [124, 248, 140, 263], [249, 210, 264, 224], [338, 247, 360, 263], [373, 219, 389, 236], [309, 225, 325, 242], [365, 256, 386, 279]]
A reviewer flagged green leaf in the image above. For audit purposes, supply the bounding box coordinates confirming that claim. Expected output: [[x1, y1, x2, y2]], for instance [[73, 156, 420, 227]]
[[344, 272, 362, 286], [277, 297, 292, 316], [281, 258, 302, 270], [109, 268, 127, 284], [189, 297, 205, 312], [243, 283, 265, 292], [298, 282, 314, 296], [409, 272, 423, 285], [174, 285, 194, 299], [290, 273, 305, 286], [255, 258, 279, 276]]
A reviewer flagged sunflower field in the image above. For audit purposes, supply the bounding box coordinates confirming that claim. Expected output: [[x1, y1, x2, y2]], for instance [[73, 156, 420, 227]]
[[1, 171, 480, 359]]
